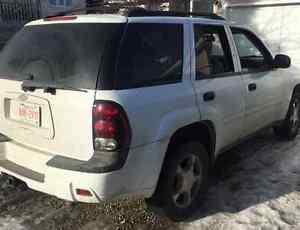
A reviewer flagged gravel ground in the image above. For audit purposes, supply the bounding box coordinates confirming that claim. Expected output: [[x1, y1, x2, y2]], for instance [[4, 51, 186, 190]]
[[1, 129, 300, 230]]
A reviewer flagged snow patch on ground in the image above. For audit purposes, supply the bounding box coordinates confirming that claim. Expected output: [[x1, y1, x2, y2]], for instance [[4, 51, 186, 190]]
[[1, 130, 300, 229], [0, 216, 27, 230]]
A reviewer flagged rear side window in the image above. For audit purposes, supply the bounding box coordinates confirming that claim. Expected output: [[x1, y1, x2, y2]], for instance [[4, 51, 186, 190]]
[[116, 23, 183, 89], [194, 25, 234, 79]]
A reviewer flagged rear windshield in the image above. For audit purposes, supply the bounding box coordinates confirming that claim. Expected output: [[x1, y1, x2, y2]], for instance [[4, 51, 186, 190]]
[[0, 23, 125, 90]]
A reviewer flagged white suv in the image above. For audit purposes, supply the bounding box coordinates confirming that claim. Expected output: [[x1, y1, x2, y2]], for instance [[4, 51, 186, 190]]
[[0, 9, 298, 220]]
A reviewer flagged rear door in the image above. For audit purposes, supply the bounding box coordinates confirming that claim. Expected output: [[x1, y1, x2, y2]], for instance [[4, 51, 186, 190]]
[[0, 83, 95, 161], [0, 22, 124, 161], [231, 27, 286, 136], [191, 22, 245, 153]]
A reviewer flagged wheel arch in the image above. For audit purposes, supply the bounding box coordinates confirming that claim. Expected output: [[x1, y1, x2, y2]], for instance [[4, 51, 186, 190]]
[[165, 120, 216, 168], [293, 84, 300, 96], [147, 120, 216, 204]]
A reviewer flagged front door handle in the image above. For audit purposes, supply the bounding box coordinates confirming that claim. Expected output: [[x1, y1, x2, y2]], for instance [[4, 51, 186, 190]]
[[248, 83, 257, 92], [203, 91, 215, 102]]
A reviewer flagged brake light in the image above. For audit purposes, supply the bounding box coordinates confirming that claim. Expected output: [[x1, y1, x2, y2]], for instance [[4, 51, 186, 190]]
[[93, 102, 131, 152], [94, 120, 116, 139], [44, 16, 77, 21]]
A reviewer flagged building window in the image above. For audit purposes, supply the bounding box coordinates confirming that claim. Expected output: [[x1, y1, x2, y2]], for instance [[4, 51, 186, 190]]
[[49, 0, 72, 7]]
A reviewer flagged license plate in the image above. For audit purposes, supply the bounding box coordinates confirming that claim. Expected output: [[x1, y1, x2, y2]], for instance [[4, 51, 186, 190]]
[[10, 101, 41, 127]]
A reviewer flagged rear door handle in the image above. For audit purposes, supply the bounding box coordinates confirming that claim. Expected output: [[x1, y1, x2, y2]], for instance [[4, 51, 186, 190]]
[[203, 91, 215, 102], [248, 83, 257, 92]]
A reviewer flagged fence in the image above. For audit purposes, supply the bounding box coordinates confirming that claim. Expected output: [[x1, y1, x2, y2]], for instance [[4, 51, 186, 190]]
[[0, 0, 41, 23]]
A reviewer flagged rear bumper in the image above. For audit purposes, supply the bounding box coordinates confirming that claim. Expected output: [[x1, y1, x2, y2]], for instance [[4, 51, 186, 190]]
[[0, 139, 168, 203]]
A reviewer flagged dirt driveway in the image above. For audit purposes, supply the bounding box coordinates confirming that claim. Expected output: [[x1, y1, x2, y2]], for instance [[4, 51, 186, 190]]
[[1, 130, 300, 230]]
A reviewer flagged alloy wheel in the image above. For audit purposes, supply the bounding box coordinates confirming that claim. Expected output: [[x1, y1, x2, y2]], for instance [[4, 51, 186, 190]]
[[172, 154, 203, 208], [290, 98, 300, 131]]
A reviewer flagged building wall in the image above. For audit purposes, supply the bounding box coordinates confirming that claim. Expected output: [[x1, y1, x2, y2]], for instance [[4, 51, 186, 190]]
[[191, 0, 213, 13], [222, 0, 300, 7], [0, 0, 41, 22], [40, 0, 86, 17], [0, 0, 41, 48]]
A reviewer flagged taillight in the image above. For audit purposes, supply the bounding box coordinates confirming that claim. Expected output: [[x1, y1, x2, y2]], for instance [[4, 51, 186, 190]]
[[93, 101, 131, 153], [47, 101, 131, 173]]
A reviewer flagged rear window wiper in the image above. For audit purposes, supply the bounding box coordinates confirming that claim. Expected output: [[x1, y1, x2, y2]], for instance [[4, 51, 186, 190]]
[[21, 80, 88, 94]]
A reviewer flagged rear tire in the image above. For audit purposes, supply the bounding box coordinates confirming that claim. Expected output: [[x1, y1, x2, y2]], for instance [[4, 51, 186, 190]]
[[146, 142, 209, 221], [274, 94, 300, 140]]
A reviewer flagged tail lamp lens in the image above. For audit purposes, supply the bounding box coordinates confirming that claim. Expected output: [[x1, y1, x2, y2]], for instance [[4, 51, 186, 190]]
[[94, 120, 116, 139], [93, 102, 131, 152]]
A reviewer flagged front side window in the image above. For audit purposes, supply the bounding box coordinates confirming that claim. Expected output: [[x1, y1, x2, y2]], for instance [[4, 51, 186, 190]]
[[231, 28, 273, 72], [116, 23, 183, 89], [194, 25, 234, 79]]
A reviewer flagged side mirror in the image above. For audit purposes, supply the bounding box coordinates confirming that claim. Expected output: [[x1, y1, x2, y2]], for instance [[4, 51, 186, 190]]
[[273, 54, 291, 69]]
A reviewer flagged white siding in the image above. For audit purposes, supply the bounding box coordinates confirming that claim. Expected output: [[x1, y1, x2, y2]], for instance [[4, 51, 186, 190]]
[[224, 4, 300, 79], [226, 6, 281, 54], [224, 0, 300, 7], [281, 5, 300, 66]]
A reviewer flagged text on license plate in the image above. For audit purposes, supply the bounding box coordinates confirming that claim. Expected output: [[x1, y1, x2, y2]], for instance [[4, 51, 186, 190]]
[[15, 103, 41, 127]]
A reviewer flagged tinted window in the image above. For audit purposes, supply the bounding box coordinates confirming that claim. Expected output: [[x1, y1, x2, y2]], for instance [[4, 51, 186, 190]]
[[194, 25, 234, 79], [116, 23, 183, 89], [231, 28, 273, 72], [0, 24, 125, 90]]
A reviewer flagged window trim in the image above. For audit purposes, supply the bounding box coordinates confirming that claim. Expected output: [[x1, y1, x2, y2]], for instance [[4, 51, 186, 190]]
[[193, 68, 276, 80], [230, 27, 274, 74], [193, 24, 236, 80]]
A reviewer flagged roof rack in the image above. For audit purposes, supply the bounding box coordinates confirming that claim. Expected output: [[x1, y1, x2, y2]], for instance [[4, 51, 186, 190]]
[[45, 7, 225, 21]]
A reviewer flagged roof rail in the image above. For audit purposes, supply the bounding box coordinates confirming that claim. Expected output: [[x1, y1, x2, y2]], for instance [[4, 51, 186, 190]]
[[45, 7, 225, 21]]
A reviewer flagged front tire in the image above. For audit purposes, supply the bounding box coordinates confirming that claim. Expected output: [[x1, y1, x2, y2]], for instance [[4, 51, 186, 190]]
[[146, 142, 209, 221], [274, 94, 300, 140]]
